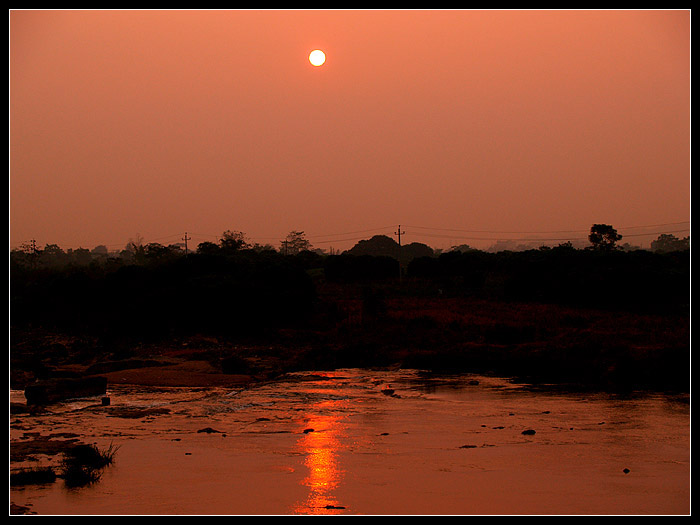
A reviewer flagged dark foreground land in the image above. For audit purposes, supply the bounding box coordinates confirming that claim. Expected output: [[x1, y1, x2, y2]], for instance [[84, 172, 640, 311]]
[[10, 247, 690, 515], [10, 247, 690, 395]]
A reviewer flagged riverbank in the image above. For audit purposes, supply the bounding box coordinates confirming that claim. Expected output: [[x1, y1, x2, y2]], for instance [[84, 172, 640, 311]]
[[10, 294, 690, 395]]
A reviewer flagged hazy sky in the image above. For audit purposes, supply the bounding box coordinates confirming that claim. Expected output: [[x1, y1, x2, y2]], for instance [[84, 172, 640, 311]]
[[10, 10, 690, 252]]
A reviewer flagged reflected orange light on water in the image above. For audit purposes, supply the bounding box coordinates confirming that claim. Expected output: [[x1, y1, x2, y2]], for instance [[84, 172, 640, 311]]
[[291, 399, 348, 515]]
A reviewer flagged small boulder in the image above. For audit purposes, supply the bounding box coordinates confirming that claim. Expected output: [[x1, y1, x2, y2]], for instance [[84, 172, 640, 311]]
[[197, 427, 223, 434]]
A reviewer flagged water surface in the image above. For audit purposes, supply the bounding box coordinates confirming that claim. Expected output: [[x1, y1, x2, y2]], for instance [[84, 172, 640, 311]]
[[10, 369, 690, 515]]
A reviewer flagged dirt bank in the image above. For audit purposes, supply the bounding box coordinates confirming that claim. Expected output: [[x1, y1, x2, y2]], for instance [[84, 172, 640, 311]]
[[10, 296, 690, 394]]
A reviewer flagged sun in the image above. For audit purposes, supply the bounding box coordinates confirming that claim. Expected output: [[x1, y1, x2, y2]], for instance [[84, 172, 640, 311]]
[[309, 49, 326, 67]]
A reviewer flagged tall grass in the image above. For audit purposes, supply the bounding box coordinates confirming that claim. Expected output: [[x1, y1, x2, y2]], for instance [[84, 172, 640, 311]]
[[60, 442, 120, 488]]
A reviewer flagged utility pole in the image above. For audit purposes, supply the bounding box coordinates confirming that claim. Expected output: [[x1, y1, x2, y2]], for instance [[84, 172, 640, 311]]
[[394, 224, 405, 281], [182, 232, 191, 255], [29, 239, 38, 269]]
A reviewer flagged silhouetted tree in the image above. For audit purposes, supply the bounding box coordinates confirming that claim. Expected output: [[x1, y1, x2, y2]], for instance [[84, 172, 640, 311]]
[[401, 242, 434, 263], [69, 248, 92, 266], [125, 234, 144, 252], [449, 244, 477, 253], [39, 244, 69, 267], [220, 230, 249, 251], [347, 235, 398, 258], [295, 249, 324, 269], [143, 243, 178, 261], [281, 231, 311, 255], [197, 241, 220, 255], [651, 233, 689, 253], [618, 242, 641, 252], [588, 224, 622, 251], [123, 235, 145, 263], [10, 245, 35, 269], [250, 242, 277, 252]]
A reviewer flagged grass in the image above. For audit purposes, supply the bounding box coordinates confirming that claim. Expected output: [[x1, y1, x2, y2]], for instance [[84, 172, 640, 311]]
[[60, 443, 120, 488]]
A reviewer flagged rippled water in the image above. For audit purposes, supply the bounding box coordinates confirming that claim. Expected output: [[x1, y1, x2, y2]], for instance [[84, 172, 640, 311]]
[[10, 369, 690, 515]]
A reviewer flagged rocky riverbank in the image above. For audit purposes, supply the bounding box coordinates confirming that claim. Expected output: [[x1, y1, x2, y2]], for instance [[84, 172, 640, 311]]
[[11, 296, 690, 405]]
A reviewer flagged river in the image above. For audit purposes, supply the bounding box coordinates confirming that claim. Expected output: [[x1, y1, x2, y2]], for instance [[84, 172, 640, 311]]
[[9, 369, 690, 515]]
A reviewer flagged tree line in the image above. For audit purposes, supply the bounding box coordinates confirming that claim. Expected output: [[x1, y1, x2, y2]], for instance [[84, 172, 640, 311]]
[[11, 224, 689, 270], [10, 224, 689, 340]]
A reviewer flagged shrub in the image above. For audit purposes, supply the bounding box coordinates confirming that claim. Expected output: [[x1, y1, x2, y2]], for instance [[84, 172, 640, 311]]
[[60, 443, 119, 488]]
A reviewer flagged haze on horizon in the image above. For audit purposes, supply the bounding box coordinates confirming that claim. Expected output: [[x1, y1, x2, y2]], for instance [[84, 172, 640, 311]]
[[10, 10, 690, 253]]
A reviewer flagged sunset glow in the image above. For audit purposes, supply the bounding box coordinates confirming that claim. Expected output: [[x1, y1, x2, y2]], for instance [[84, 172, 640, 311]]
[[10, 10, 688, 252], [292, 400, 347, 514]]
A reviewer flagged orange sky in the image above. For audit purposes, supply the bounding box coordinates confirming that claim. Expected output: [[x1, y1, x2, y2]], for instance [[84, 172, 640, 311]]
[[10, 10, 690, 251]]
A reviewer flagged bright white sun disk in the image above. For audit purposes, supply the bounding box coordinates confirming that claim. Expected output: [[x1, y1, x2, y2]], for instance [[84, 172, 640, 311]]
[[309, 49, 326, 66]]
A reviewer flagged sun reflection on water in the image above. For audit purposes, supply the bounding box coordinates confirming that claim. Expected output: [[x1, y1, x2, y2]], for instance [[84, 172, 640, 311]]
[[291, 398, 348, 515]]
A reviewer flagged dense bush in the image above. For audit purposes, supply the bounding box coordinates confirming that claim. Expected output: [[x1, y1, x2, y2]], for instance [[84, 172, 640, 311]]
[[10, 249, 316, 340], [10, 241, 689, 343], [324, 254, 399, 282], [408, 247, 689, 313]]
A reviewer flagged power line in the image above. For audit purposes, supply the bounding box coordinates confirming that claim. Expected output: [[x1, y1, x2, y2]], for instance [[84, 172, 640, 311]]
[[19, 221, 690, 252], [402, 221, 690, 235], [98, 233, 183, 248], [305, 226, 396, 239], [313, 235, 385, 245], [181, 226, 397, 244], [406, 228, 690, 243], [621, 229, 690, 238], [148, 233, 185, 242]]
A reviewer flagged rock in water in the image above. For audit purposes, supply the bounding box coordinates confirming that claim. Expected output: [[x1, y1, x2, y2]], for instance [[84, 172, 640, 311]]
[[24, 377, 108, 406], [197, 427, 223, 434]]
